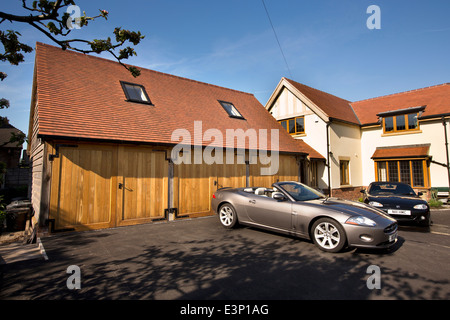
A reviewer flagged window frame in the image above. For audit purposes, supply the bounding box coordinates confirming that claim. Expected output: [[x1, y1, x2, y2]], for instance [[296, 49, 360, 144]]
[[278, 116, 305, 135], [218, 100, 245, 120], [374, 158, 429, 188], [382, 113, 420, 134], [120, 81, 153, 105], [339, 160, 350, 186]]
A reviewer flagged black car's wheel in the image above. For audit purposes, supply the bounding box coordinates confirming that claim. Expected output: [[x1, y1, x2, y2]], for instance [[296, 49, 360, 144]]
[[311, 218, 347, 253], [218, 203, 238, 229]]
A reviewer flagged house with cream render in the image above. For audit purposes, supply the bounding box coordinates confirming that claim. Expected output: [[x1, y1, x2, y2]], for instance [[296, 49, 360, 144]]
[[266, 77, 450, 200]]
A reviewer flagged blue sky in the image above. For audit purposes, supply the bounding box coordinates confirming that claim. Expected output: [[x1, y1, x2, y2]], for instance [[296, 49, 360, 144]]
[[1, 0, 449, 147]]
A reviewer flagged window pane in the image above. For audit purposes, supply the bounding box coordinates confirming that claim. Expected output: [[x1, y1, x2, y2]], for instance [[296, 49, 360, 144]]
[[377, 162, 387, 181], [396, 115, 406, 131], [280, 121, 287, 131], [408, 113, 418, 130], [230, 105, 241, 117], [220, 102, 243, 118], [399, 160, 411, 185], [340, 160, 349, 185], [388, 161, 398, 182], [412, 160, 424, 187], [223, 103, 233, 115], [124, 84, 149, 102], [288, 119, 295, 134], [384, 117, 394, 132], [296, 117, 305, 133]]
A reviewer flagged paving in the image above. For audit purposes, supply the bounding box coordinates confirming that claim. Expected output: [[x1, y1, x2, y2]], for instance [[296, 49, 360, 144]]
[[0, 210, 449, 301]]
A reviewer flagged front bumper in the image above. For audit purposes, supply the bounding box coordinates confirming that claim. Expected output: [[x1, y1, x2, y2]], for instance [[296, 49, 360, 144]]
[[344, 222, 398, 249], [381, 209, 430, 224]]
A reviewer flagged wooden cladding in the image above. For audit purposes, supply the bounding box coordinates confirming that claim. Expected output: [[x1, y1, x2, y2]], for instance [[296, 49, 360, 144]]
[[48, 143, 300, 231]]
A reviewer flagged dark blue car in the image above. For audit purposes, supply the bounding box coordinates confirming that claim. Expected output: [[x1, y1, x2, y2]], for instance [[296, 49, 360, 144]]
[[362, 182, 431, 226]]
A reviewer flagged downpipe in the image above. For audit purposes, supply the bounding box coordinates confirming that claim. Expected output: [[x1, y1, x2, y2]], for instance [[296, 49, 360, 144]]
[[443, 116, 450, 191]]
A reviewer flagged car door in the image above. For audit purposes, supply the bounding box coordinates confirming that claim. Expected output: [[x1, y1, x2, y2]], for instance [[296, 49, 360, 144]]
[[246, 193, 293, 231]]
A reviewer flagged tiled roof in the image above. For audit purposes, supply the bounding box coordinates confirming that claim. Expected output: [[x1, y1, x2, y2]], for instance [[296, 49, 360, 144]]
[[0, 123, 24, 148], [295, 140, 325, 160], [351, 83, 450, 125], [371, 144, 430, 159], [280, 79, 449, 127], [34, 42, 309, 154], [284, 78, 360, 125]]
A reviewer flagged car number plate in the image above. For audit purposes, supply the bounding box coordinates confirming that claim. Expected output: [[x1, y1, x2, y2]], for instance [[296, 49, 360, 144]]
[[389, 232, 397, 242], [388, 209, 411, 215]]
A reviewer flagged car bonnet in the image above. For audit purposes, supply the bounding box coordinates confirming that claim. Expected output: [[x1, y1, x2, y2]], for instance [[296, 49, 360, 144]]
[[309, 198, 395, 222]]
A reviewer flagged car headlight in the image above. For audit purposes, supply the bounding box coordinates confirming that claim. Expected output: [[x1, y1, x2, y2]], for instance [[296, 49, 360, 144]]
[[346, 216, 377, 227], [368, 201, 383, 208], [413, 204, 428, 210]]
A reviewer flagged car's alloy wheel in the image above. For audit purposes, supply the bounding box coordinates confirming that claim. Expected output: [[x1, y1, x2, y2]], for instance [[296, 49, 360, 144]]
[[312, 218, 347, 252], [219, 204, 238, 229]]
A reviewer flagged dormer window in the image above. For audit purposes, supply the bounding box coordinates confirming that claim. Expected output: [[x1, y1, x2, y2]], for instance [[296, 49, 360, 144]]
[[120, 81, 153, 105], [219, 100, 245, 119], [378, 106, 425, 134], [383, 113, 419, 133]]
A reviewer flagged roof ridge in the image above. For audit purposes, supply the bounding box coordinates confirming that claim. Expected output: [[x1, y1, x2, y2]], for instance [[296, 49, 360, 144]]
[[283, 77, 351, 102], [352, 83, 450, 104], [145, 68, 255, 96], [36, 42, 254, 97]]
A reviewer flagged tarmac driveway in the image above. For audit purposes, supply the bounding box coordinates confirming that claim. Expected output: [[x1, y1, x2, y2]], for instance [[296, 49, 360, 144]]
[[1, 212, 450, 301]]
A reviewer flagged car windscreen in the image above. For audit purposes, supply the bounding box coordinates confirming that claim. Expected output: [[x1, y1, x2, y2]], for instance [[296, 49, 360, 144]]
[[278, 182, 326, 201], [368, 183, 415, 196]]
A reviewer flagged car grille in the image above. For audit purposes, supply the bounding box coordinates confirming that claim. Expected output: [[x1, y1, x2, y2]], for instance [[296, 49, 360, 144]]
[[384, 223, 398, 234]]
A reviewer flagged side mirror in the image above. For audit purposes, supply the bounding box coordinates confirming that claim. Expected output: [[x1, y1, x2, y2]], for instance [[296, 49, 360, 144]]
[[360, 189, 365, 193], [273, 192, 287, 201], [417, 191, 423, 196]]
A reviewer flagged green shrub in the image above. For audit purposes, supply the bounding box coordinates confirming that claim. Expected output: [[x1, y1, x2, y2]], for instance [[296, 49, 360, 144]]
[[428, 199, 443, 208]]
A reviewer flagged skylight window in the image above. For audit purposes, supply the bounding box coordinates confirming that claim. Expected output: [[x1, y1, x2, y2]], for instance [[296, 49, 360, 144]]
[[120, 81, 152, 105], [218, 100, 244, 119]]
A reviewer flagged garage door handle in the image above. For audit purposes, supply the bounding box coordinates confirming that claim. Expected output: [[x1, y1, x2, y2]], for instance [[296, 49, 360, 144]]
[[249, 200, 256, 204]]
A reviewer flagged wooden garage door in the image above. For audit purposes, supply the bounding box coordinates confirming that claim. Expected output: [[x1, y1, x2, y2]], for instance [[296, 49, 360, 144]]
[[117, 146, 168, 226], [49, 144, 168, 231], [174, 154, 246, 218], [250, 154, 299, 187], [49, 145, 117, 231], [175, 161, 215, 217]]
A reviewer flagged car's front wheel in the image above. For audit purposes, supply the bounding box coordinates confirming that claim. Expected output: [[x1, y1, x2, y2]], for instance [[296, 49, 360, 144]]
[[311, 218, 347, 253], [218, 203, 238, 229]]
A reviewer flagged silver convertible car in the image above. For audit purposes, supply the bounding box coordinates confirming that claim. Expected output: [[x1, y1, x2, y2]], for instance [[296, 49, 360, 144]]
[[211, 181, 398, 252]]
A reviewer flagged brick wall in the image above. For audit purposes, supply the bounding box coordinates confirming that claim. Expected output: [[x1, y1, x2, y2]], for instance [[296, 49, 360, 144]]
[[332, 187, 364, 201]]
